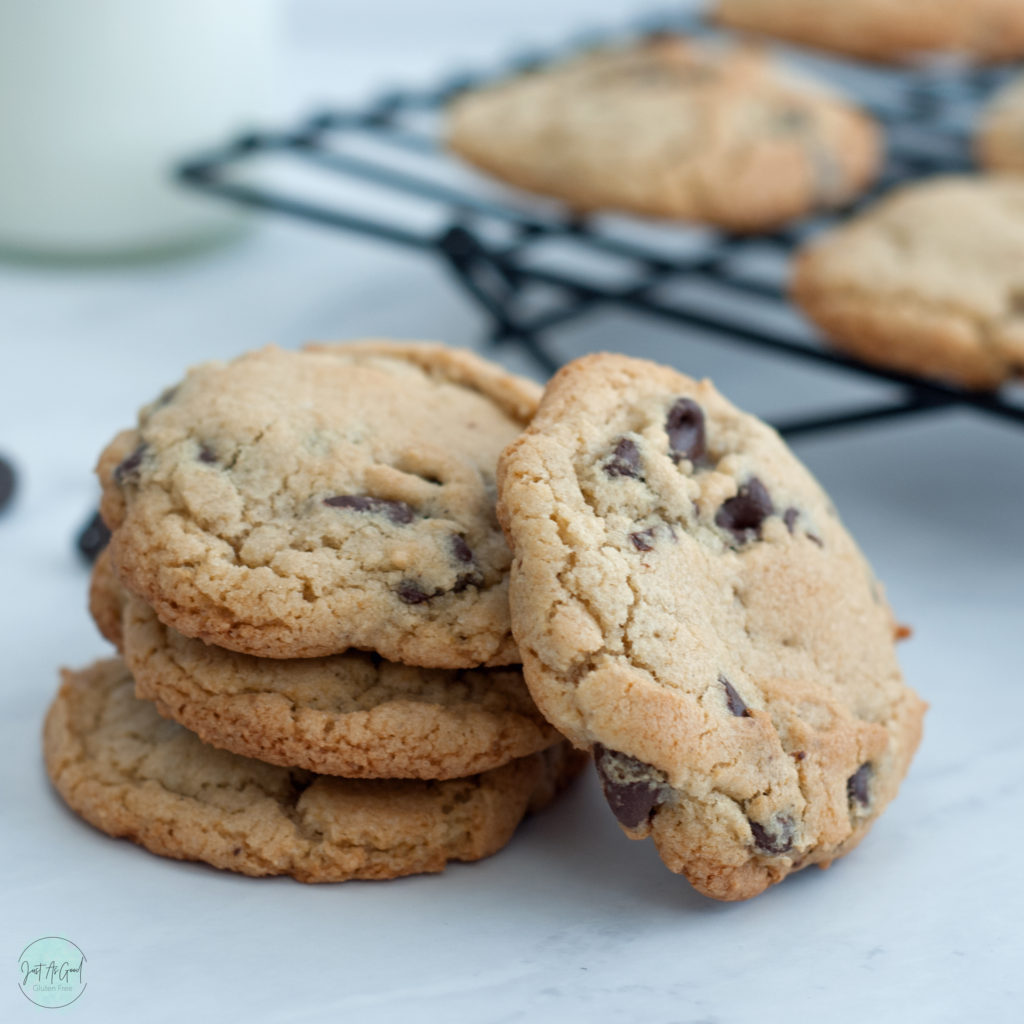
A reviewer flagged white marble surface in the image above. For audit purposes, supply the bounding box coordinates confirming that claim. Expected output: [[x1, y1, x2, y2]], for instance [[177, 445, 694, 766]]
[[1, 3, 1022, 1022]]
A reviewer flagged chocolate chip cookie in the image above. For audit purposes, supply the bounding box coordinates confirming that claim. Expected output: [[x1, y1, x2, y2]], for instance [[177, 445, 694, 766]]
[[88, 550, 559, 779], [45, 659, 583, 882], [447, 36, 880, 232], [97, 342, 541, 667], [716, 0, 1024, 64], [497, 354, 925, 901], [792, 176, 1024, 389]]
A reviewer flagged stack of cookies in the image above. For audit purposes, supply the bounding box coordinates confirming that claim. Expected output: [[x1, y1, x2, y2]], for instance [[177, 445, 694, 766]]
[[46, 342, 926, 900], [47, 342, 583, 882]]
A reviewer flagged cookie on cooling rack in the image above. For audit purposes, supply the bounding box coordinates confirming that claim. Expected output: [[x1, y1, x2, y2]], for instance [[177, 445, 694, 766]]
[[716, 0, 1024, 64], [45, 659, 583, 882], [447, 36, 880, 233], [97, 342, 541, 668], [496, 353, 925, 900], [792, 176, 1024, 389]]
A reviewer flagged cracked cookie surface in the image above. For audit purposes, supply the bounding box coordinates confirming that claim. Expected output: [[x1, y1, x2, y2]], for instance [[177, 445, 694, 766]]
[[716, 0, 1024, 63], [45, 659, 583, 882], [497, 353, 925, 901], [97, 342, 541, 666], [447, 36, 879, 232], [89, 550, 559, 779], [792, 177, 1024, 389]]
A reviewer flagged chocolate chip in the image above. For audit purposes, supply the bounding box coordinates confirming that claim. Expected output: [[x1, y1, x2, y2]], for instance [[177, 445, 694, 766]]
[[451, 535, 474, 563], [750, 815, 795, 855], [198, 444, 218, 465], [396, 580, 431, 605], [715, 478, 774, 543], [604, 437, 642, 479], [720, 675, 751, 717], [792, 750, 806, 761], [784, 506, 823, 546], [593, 744, 669, 829], [113, 443, 148, 486], [0, 455, 15, 514], [453, 572, 484, 593], [847, 763, 872, 808], [324, 494, 415, 525], [232, 847, 241, 856], [666, 398, 706, 464], [630, 528, 655, 552], [76, 510, 110, 562], [449, 535, 483, 591]]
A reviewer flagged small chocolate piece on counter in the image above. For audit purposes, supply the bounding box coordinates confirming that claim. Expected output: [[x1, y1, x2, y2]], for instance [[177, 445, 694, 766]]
[[0, 455, 15, 514], [77, 510, 111, 563]]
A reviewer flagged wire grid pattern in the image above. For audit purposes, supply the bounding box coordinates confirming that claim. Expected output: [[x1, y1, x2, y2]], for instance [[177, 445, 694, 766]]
[[178, 7, 1024, 437]]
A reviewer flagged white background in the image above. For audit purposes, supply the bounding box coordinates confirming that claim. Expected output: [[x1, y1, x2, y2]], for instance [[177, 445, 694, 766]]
[[2, 2, 1021, 1022]]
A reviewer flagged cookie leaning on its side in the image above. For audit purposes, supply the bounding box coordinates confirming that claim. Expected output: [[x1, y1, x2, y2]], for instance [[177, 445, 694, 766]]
[[497, 353, 925, 901], [792, 176, 1024, 389], [45, 659, 583, 883], [447, 36, 880, 233]]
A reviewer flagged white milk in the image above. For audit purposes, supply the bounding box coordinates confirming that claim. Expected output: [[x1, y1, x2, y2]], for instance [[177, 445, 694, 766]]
[[0, 0, 277, 259]]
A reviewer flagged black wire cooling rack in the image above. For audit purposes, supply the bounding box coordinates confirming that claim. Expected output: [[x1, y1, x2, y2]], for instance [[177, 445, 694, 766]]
[[178, 7, 1024, 438]]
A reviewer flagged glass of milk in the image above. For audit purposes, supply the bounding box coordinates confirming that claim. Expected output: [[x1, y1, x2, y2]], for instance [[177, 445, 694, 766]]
[[0, 0, 277, 260]]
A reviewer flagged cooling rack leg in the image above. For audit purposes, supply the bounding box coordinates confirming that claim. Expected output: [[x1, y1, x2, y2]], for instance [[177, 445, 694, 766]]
[[438, 225, 562, 376]]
